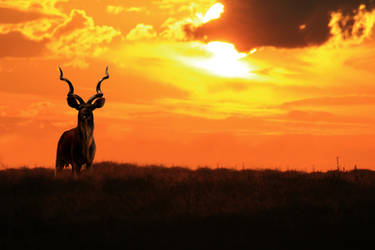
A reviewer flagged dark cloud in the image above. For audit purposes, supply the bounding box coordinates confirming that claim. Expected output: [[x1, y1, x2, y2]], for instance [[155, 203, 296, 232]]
[[0, 7, 43, 24], [188, 0, 375, 50], [0, 32, 47, 58]]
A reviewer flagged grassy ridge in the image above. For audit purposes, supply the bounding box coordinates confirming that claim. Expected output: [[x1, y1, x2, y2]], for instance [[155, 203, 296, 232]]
[[1, 162, 375, 248]]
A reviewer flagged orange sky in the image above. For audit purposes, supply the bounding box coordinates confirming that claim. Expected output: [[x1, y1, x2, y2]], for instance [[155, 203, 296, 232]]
[[1, 0, 375, 171]]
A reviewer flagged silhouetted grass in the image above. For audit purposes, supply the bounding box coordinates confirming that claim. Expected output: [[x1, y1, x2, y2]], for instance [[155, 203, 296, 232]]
[[1, 162, 375, 249]]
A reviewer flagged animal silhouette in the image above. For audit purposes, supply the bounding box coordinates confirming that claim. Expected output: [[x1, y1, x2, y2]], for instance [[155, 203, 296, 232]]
[[55, 67, 109, 176]]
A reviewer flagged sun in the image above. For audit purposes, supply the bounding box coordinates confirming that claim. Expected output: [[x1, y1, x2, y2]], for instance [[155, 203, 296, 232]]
[[203, 3, 224, 23], [180, 3, 253, 78], [193, 41, 252, 78]]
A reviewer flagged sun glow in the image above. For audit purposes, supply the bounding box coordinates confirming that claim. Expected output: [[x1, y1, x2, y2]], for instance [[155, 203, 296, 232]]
[[202, 3, 224, 23], [193, 41, 252, 78]]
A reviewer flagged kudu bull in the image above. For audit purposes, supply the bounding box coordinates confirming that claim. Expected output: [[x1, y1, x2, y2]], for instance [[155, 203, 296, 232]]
[[55, 67, 109, 176]]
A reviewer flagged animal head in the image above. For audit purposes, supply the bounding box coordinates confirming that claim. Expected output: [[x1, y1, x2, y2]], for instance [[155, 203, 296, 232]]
[[58, 67, 109, 122]]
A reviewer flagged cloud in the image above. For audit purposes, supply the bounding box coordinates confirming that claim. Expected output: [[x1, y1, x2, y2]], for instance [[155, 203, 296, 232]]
[[188, 0, 375, 50], [0, 2, 121, 64], [154, 0, 214, 10], [126, 23, 157, 41], [0, 0, 68, 21], [106, 5, 143, 15], [281, 96, 375, 108], [47, 9, 121, 67], [0, 2, 64, 41], [18, 101, 53, 118], [158, 2, 224, 40], [0, 7, 44, 24], [160, 17, 194, 40], [106, 5, 125, 15], [329, 4, 375, 46], [126, 7, 143, 12], [0, 31, 46, 57], [281, 110, 368, 124]]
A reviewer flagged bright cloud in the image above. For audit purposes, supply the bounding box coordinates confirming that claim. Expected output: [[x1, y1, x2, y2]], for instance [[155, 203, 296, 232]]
[[47, 9, 121, 67], [329, 4, 375, 46], [126, 23, 157, 41]]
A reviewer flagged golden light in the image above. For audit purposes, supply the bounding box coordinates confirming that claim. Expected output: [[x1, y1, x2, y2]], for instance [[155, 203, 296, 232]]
[[203, 3, 224, 23], [193, 41, 252, 78]]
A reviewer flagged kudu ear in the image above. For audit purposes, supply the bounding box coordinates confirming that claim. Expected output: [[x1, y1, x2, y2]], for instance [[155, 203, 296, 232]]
[[92, 97, 105, 110], [67, 95, 81, 110]]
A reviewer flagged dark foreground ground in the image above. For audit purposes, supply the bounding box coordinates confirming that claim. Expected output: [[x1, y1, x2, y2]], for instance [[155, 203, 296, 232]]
[[1, 162, 375, 249]]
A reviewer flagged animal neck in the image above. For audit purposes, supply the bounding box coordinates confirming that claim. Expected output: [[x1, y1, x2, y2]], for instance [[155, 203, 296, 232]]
[[77, 119, 94, 158], [78, 119, 94, 139]]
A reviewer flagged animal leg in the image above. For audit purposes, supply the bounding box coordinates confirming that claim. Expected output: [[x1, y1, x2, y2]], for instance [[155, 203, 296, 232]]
[[74, 163, 82, 176], [86, 162, 93, 173], [72, 163, 79, 177]]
